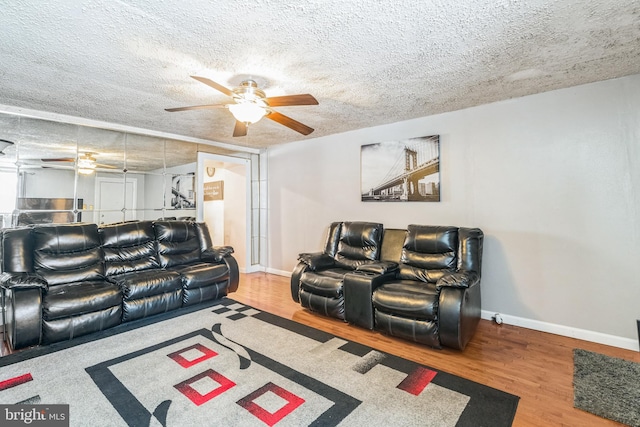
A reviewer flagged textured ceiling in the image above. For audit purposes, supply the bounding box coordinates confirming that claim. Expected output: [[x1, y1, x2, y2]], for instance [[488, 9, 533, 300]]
[[1, 0, 639, 151]]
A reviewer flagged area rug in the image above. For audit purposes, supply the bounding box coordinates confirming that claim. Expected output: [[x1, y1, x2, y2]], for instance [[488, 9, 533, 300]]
[[574, 348, 640, 427], [0, 298, 518, 426]]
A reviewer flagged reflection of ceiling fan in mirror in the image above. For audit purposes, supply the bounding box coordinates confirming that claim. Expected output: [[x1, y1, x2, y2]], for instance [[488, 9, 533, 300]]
[[41, 152, 117, 175], [166, 76, 319, 137], [0, 139, 14, 155]]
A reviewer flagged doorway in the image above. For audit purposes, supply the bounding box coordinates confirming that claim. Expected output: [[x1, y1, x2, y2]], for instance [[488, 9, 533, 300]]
[[197, 153, 256, 272]]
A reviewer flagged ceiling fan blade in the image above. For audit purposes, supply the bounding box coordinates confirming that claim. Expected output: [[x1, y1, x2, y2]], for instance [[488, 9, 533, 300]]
[[165, 104, 227, 112], [266, 94, 319, 107], [42, 158, 74, 162], [233, 121, 248, 137], [266, 111, 314, 135], [190, 76, 234, 97], [96, 163, 118, 169]]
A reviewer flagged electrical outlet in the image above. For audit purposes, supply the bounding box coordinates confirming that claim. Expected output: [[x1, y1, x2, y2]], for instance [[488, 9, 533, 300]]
[[491, 313, 503, 325]]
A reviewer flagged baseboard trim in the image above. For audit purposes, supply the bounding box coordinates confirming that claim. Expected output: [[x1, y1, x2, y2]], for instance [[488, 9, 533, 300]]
[[260, 270, 638, 351], [481, 310, 639, 351], [265, 267, 292, 277], [242, 265, 266, 274]]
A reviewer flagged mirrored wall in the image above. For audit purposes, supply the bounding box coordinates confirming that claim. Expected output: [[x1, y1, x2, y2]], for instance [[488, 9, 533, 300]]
[[0, 113, 253, 230]]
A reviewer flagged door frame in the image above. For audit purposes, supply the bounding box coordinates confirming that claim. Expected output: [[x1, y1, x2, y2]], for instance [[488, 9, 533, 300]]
[[197, 153, 255, 273]]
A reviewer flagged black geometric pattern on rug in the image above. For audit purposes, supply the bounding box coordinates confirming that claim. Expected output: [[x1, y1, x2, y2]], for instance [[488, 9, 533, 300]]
[[85, 327, 360, 427], [0, 298, 519, 426], [249, 303, 519, 427]]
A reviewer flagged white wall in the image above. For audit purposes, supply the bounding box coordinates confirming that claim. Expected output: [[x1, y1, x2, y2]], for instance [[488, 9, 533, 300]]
[[267, 73, 640, 348], [198, 155, 249, 272], [223, 163, 248, 271], [202, 162, 226, 247]]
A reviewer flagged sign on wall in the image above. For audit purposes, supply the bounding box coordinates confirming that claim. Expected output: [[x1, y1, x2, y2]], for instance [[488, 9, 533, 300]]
[[204, 180, 224, 201]]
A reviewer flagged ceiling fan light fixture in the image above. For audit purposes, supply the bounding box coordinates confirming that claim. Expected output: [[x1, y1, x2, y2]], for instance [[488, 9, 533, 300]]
[[78, 155, 97, 174], [166, 76, 317, 136], [78, 167, 95, 175], [228, 101, 268, 124]]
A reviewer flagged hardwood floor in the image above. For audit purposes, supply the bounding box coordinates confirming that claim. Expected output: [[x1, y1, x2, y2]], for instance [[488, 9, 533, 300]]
[[232, 272, 639, 427], [2, 272, 638, 426]]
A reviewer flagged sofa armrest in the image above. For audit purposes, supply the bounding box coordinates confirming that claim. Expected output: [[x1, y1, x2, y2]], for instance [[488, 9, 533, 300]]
[[436, 271, 480, 290], [438, 283, 481, 350], [355, 261, 398, 275], [0, 272, 49, 291], [297, 252, 335, 271], [221, 255, 240, 293], [202, 246, 235, 262], [2, 282, 45, 350], [290, 262, 310, 303]]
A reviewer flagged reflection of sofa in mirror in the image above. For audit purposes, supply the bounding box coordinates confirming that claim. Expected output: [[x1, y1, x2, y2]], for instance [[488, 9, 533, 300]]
[[0, 220, 239, 350], [16, 197, 78, 225], [0, 113, 205, 229]]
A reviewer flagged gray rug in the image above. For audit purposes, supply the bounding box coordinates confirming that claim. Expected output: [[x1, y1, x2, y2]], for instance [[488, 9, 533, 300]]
[[0, 298, 519, 426], [574, 348, 640, 427]]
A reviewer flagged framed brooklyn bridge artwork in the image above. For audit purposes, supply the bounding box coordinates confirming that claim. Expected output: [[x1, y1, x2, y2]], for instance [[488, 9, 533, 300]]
[[361, 135, 440, 202]]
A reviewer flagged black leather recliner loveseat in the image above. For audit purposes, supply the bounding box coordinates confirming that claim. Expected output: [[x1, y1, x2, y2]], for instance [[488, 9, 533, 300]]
[[291, 221, 483, 350], [0, 220, 239, 351]]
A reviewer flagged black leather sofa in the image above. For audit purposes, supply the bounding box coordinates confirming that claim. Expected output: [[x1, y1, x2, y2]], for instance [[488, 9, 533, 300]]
[[291, 221, 483, 350], [0, 220, 239, 351]]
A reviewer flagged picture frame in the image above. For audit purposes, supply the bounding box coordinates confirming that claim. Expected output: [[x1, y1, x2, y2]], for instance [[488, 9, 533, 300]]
[[361, 135, 440, 202], [171, 172, 196, 209]]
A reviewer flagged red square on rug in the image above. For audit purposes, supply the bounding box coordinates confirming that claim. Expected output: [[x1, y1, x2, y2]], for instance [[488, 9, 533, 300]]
[[174, 369, 235, 406], [167, 343, 218, 368], [237, 382, 305, 426]]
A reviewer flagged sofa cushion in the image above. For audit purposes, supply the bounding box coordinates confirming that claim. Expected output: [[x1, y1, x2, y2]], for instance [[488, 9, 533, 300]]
[[336, 222, 382, 259], [335, 222, 383, 269], [172, 262, 229, 290], [397, 225, 458, 283], [122, 290, 183, 322], [154, 221, 201, 268], [100, 221, 159, 275], [42, 306, 122, 344], [1, 227, 34, 273], [300, 268, 351, 298], [109, 269, 182, 300], [32, 223, 105, 285], [43, 281, 122, 320], [300, 289, 345, 319], [372, 281, 439, 321], [374, 310, 440, 348]]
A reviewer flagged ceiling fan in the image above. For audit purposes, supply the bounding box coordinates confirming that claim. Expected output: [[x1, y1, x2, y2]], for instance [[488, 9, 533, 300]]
[[166, 76, 319, 137], [41, 152, 117, 174]]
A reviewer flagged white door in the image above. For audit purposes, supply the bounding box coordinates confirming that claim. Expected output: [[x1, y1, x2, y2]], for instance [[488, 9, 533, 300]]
[[95, 178, 136, 225]]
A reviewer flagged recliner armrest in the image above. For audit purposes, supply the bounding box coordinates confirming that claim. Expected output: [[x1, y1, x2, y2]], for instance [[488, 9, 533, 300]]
[[355, 261, 398, 275], [202, 246, 235, 262], [0, 272, 48, 291], [436, 271, 480, 290], [297, 252, 335, 271]]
